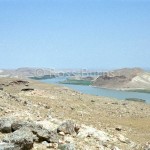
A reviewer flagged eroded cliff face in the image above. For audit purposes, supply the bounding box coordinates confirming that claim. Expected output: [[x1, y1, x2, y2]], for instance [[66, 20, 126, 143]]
[[93, 68, 150, 89]]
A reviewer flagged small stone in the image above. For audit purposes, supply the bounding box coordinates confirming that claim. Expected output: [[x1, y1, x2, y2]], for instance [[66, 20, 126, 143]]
[[45, 105, 50, 109], [112, 102, 118, 105], [112, 146, 121, 150], [115, 126, 122, 131], [58, 143, 76, 150], [49, 143, 54, 148], [0, 87, 3, 91], [70, 107, 75, 110], [64, 136, 74, 143], [53, 143, 58, 149], [49, 143, 58, 149], [23, 101, 28, 105], [59, 139, 65, 144], [118, 134, 130, 144], [91, 100, 95, 102], [59, 131, 65, 136], [42, 141, 49, 147]]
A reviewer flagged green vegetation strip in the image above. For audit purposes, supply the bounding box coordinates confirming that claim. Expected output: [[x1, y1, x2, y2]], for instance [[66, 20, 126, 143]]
[[59, 79, 92, 85]]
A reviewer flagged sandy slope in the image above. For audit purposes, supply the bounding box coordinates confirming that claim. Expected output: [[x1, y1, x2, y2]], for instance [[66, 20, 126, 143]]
[[0, 78, 150, 149]]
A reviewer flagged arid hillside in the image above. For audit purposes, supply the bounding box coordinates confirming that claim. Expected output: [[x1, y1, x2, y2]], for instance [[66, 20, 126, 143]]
[[0, 78, 150, 149], [93, 68, 150, 90]]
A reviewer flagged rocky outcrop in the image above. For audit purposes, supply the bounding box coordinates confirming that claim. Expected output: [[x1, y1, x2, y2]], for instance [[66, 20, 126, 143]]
[[11, 120, 59, 143], [0, 111, 149, 149], [3, 127, 34, 150]]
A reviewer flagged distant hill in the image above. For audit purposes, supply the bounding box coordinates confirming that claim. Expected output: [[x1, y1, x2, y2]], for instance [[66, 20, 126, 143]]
[[0, 68, 53, 78], [92, 68, 150, 90], [0, 68, 102, 79]]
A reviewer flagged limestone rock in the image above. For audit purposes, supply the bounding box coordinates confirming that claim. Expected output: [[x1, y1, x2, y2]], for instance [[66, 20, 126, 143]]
[[57, 121, 76, 135], [3, 127, 34, 150], [11, 121, 35, 131], [34, 128, 51, 142], [49, 130, 59, 143], [0, 142, 17, 150], [77, 125, 110, 142], [0, 118, 13, 133]]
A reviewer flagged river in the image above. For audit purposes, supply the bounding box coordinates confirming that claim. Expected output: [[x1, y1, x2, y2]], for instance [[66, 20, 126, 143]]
[[40, 77, 150, 103]]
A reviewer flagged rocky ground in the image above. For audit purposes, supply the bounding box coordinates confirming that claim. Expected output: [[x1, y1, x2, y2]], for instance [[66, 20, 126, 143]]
[[0, 78, 150, 150]]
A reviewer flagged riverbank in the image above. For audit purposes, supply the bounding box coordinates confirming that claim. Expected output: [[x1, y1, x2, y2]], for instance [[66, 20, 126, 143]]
[[42, 78, 150, 103], [59, 77, 150, 94], [0, 78, 150, 149]]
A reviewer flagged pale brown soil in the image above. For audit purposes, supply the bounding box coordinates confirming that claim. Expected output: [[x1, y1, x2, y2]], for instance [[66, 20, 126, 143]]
[[0, 77, 150, 148]]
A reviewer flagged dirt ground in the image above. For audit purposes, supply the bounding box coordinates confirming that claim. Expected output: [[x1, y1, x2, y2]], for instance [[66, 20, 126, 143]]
[[0, 77, 150, 147]]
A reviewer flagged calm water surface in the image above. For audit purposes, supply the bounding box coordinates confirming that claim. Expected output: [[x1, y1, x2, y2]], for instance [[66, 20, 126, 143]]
[[40, 77, 150, 103]]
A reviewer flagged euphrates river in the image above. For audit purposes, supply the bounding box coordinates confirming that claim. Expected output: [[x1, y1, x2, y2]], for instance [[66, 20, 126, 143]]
[[40, 77, 150, 103]]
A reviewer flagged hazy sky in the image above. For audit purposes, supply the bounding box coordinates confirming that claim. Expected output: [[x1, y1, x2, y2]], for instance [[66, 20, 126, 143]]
[[0, 0, 150, 69]]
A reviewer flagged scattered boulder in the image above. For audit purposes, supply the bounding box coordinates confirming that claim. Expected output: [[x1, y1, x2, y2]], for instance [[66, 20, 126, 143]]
[[57, 121, 76, 135], [12, 120, 51, 142], [3, 127, 34, 150], [0, 118, 13, 133]]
